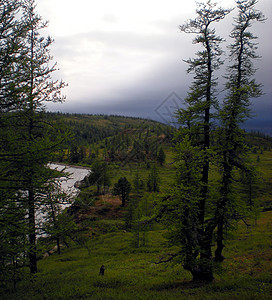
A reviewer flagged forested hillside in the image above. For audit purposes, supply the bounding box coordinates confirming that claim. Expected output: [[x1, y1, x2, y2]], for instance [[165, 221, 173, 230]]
[[46, 113, 175, 165], [48, 112, 272, 165]]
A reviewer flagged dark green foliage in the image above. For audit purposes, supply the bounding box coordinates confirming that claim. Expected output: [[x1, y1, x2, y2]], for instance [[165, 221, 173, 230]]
[[124, 199, 136, 230], [133, 172, 145, 193], [113, 177, 131, 207], [69, 146, 80, 163], [41, 182, 77, 254], [246, 131, 272, 152], [129, 173, 148, 246], [157, 147, 166, 166], [0, 0, 29, 113], [147, 165, 160, 192], [0, 0, 67, 280], [0, 193, 28, 287], [123, 173, 145, 231], [87, 160, 110, 194], [215, 0, 265, 263], [162, 137, 204, 272]]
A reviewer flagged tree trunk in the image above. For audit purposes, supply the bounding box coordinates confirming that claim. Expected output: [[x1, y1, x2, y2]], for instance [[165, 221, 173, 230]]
[[198, 29, 212, 231], [186, 256, 214, 282], [191, 264, 214, 282], [214, 151, 232, 262], [28, 188, 37, 274], [214, 221, 225, 262]]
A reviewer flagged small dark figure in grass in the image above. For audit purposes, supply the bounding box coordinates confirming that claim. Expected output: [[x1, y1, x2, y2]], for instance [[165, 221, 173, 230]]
[[99, 265, 105, 276]]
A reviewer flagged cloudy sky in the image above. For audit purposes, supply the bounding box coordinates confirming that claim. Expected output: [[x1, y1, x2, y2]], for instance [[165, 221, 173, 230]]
[[37, 0, 272, 134]]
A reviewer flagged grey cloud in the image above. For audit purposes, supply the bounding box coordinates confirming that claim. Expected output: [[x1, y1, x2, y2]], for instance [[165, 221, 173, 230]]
[[53, 29, 185, 59], [47, 0, 271, 135]]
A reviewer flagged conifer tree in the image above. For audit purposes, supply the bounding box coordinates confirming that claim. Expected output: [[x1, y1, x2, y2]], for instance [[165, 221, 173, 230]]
[[157, 147, 166, 166], [0, 0, 67, 276], [215, 0, 265, 262], [147, 165, 160, 192], [162, 0, 265, 282], [165, 0, 231, 281], [88, 160, 110, 194], [42, 181, 76, 254], [130, 172, 145, 247], [113, 177, 131, 207], [178, 0, 231, 229], [0, 2, 30, 281]]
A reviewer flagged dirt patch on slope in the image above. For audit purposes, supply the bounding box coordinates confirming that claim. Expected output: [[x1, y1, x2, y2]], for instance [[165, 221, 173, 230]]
[[70, 194, 124, 222]]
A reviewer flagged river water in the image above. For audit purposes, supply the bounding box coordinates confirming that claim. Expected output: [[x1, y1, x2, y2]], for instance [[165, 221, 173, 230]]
[[49, 163, 91, 196]]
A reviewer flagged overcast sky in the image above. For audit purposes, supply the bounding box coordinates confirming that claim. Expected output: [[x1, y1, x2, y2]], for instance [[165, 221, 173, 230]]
[[37, 0, 272, 134]]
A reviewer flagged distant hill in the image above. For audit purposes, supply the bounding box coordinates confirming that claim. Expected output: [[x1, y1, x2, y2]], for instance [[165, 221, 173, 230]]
[[46, 113, 272, 156], [46, 112, 175, 164], [47, 113, 173, 143]]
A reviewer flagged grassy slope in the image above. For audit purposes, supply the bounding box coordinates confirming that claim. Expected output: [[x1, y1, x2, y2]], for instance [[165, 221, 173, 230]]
[[254, 151, 272, 209], [4, 211, 272, 299], [3, 151, 272, 299]]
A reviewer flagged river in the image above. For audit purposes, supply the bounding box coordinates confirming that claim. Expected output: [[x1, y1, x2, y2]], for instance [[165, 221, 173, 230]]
[[49, 163, 91, 197]]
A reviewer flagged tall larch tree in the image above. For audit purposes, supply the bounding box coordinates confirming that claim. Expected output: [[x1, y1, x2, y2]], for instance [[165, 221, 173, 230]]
[[215, 0, 265, 262], [0, 1, 26, 282], [161, 0, 265, 282], [20, 0, 66, 274], [166, 0, 231, 281], [0, 0, 67, 277], [178, 0, 231, 231]]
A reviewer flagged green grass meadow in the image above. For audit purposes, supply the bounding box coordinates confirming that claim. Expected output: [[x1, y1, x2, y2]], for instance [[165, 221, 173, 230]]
[[2, 210, 272, 300]]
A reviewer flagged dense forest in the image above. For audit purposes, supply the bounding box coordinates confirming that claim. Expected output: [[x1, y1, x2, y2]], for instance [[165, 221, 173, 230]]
[[1, 0, 272, 299]]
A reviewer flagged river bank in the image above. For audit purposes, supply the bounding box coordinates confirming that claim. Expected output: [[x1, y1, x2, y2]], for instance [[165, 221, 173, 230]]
[[36, 163, 91, 235]]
